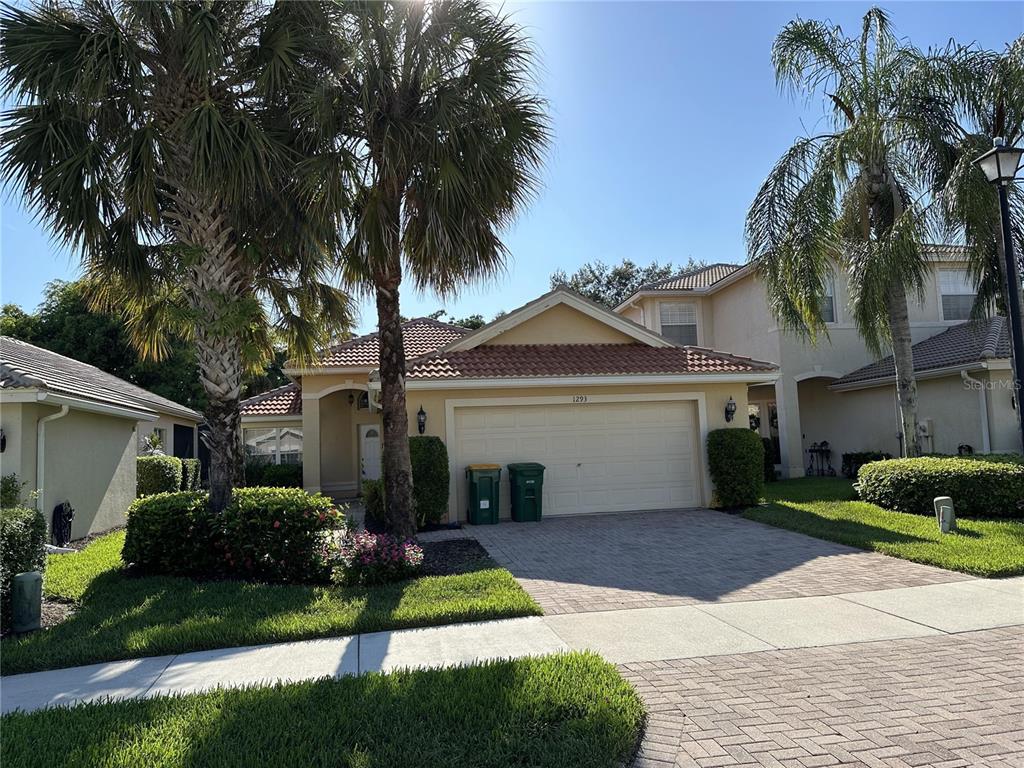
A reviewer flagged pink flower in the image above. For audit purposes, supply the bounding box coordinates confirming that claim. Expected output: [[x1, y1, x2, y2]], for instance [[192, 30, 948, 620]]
[[273, 520, 281, 528]]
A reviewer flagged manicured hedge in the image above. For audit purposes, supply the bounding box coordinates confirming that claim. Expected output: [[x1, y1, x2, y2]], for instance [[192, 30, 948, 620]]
[[707, 428, 764, 508], [181, 458, 201, 490], [841, 451, 892, 480], [123, 488, 348, 583], [137, 455, 183, 496], [0, 506, 46, 625], [409, 436, 449, 528], [244, 460, 303, 488], [856, 457, 1024, 518]]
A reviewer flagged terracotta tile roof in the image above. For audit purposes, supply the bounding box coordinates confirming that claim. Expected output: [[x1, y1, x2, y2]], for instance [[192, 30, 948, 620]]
[[640, 263, 744, 291], [406, 344, 777, 379], [239, 383, 302, 417], [316, 318, 469, 368], [0, 336, 201, 420], [832, 317, 1010, 388]]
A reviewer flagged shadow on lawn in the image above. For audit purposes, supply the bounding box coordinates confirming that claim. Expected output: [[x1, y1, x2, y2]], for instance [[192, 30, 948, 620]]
[[760, 502, 932, 546]]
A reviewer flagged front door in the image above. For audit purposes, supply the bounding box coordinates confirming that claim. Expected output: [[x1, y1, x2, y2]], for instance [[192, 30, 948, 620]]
[[359, 424, 382, 481]]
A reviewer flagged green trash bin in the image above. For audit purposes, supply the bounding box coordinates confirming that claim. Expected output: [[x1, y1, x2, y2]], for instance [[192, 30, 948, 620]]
[[466, 464, 501, 525], [507, 462, 545, 522]]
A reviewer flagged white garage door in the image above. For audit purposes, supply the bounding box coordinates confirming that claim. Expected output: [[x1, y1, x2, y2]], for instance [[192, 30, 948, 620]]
[[453, 400, 700, 517]]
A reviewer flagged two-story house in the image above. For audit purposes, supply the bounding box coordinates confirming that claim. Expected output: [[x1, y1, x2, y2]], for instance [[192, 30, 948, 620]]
[[615, 247, 1016, 476]]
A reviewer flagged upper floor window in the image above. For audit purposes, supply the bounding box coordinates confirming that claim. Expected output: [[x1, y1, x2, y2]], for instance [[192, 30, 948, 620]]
[[659, 302, 698, 345], [939, 269, 976, 321], [821, 274, 836, 324]]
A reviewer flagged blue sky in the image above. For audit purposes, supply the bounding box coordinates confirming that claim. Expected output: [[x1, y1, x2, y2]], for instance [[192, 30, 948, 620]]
[[1, 2, 1019, 333]]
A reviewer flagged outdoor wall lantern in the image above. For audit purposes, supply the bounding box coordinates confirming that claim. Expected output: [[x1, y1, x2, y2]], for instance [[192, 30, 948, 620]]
[[417, 406, 427, 434], [724, 397, 737, 423], [0, 428, 5, 453], [348, 393, 355, 405]]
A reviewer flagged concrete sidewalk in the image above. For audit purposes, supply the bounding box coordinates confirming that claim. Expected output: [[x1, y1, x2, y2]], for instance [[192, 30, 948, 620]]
[[3, 577, 1021, 715]]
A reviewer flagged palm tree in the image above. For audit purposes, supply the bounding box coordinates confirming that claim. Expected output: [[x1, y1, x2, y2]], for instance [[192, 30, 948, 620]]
[[747, 7, 943, 457], [915, 37, 1024, 314], [1, 1, 352, 511], [302, 1, 549, 536]]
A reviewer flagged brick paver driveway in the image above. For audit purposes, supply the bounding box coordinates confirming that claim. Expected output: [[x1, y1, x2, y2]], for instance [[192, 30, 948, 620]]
[[447, 510, 970, 614], [625, 626, 1024, 768]]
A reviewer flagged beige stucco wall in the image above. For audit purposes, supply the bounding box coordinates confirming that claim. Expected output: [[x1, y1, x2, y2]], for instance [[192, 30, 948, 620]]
[[483, 303, 636, 345], [2, 401, 139, 538], [409, 380, 750, 519], [796, 370, 1017, 465], [140, 415, 199, 457], [982, 369, 1019, 453]]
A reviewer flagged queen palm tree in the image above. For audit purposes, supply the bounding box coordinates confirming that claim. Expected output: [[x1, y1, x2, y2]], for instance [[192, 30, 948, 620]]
[[746, 8, 945, 457], [1, 1, 352, 511], [302, 1, 549, 535], [915, 37, 1024, 314]]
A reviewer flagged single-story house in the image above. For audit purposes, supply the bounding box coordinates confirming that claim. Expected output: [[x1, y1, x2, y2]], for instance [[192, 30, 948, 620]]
[[241, 289, 779, 519], [0, 337, 202, 539]]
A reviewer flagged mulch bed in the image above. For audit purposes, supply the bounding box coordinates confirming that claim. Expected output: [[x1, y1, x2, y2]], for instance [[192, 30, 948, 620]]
[[419, 539, 495, 577]]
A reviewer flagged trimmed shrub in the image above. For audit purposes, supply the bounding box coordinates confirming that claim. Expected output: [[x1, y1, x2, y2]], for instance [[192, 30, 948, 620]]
[[1, 506, 46, 625], [123, 488, 349, 583], [244, 459, 303, 488], [181, 458, 201, 491], [332, 531, 423, 585], [761, 437, 777, 483], [841, 451, 893, 480], [1, 473, 25, 508], [409, 436, 449, 528], [707, 428, 764, 508], [362, 479, 387, 533], [122, 492, 212, 576], [137, 455, 183, 496], [856, 457, 1024, 519]]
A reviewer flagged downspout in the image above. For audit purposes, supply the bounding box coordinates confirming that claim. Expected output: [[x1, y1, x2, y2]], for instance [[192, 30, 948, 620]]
[[37, 404, 70, 517], [961, 370, 991, 453]]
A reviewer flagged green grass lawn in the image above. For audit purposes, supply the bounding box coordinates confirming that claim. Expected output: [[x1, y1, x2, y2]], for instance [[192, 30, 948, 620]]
[[744, 478, 1024, 577], [1, 651, 644, 768], [2, 530, 541, 676]]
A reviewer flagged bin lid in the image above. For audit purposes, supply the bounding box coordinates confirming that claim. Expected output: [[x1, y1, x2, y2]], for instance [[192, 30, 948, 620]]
[[467, 463, 502, 471], [507, 462, 546, 472]]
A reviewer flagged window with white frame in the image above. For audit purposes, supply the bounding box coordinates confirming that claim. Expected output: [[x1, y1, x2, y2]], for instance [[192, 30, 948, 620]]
[[939, 269, 976, 321], [659, 302, 698, 345], [243, 427, 303, 465], [821, 273, 836, 323]]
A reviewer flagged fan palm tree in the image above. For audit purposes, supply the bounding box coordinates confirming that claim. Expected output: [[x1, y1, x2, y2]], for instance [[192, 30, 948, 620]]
[[1, 1, 352, 511], [301, 1, 549, 535], [746, 7, 946, 457]]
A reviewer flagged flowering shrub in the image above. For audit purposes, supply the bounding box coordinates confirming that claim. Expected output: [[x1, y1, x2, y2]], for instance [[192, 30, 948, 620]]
[[333, 531, 423, 585], [124, 488, 350, 583]]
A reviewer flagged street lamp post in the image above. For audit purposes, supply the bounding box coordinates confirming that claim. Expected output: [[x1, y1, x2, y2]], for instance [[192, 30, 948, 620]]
[[974, 137, 1024, 452]]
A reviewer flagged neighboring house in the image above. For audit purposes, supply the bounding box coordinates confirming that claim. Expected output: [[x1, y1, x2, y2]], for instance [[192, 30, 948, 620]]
[[0, 337, 202, 538], [241, 290, 778, 519], [616, 247, 1017, 475]]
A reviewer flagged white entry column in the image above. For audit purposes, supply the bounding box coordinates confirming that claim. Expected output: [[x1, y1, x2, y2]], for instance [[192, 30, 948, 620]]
[[774, 377, 805, 478]]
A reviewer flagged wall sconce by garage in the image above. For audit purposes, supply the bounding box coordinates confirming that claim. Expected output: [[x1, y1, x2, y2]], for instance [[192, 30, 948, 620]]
[[724, 397, 737, 423], [348, 393, 355, 405], [0, 428, 5, 453], [417, 406, 427, 434]]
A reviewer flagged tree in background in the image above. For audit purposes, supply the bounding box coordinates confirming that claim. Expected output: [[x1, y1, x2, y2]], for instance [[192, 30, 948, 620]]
[[308, 1, 549, 536], [746, 8, 952, 457], [551, 258, 705, 308], [1, 2, 351, 511], [1, 279, 287, 408]]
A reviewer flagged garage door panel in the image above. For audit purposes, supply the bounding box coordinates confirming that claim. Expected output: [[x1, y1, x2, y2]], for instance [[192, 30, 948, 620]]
[[454, 400, 700, 517]]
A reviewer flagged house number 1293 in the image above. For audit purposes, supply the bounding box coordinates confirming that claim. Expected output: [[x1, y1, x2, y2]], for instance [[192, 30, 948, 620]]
[[572, 395, 588, 403]]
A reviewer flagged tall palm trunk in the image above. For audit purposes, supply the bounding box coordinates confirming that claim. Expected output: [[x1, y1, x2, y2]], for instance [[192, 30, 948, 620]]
[[163, 187, 247, 512], [374, 254, 416, 539], [878, 170, 922, 457], [884, 283, 922, 456]]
